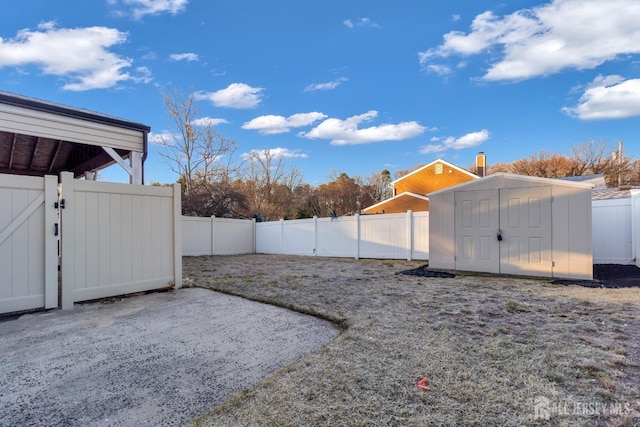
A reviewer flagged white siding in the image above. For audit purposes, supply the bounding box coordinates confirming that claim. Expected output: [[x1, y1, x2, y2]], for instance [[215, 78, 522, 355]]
[[0, 103, 144, 152]]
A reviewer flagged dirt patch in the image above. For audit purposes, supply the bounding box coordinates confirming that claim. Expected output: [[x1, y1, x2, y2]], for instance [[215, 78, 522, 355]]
[[184, 255, 640, 426]]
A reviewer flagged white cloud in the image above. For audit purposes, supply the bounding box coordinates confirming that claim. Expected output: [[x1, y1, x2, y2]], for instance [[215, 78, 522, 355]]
[[300, 111, 425, 145], [343, 17, 381, 29], [562, 75, 640, 120], [426, 64, 452, 76], [191, 117, 228, 127], [195, 83, 264, 109], [148, 130, 176, 144], [420, 0, 640, 81], [452, 14, 461, 22], [304, 77, 348, 92], [241, 147, 308, 161], [419, 129, 490, 154], [242, 112, 327, 135], [132, 66, 152, 84], [169, 52, 198, 61], [0, 22, 140, 91], [110, 0, 188, 19]]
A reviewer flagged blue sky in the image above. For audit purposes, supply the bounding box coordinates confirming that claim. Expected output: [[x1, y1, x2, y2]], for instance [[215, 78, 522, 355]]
[[1, 0, 639, 185]]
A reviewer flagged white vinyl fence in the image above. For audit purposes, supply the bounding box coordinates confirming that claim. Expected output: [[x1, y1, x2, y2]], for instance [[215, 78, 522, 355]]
[[253, 211, 429, 260], [182, 216, 255, 256], [183, 198, 639, 266], [1, 172, 182, 315], [633, 190, 640, 268], [592, 198, 633, 264]]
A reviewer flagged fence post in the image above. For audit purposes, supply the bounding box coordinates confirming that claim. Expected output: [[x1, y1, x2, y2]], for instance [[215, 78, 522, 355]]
[[252, 218, 257, 254], [313, 216, 318, 256], [44, 175, 58, 309], [210, 215, 216, 256], [173, 183, 182, 289], [355, 213, 360, 259], [280, 218, 285, 255], [632, 190, 640, 267], [60, 172, 75, 309], [406, 210, 413, 261]]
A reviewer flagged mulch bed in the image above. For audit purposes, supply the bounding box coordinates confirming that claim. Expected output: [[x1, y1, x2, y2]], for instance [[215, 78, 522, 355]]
[[399, 263, 640, 288], [396, 265, 455, 278], [553, 264, 640, 289]]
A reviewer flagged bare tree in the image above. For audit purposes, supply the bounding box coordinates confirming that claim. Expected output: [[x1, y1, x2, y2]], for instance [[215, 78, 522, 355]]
[[567, 140, 614, 177], [241, 149, 304, 221], [157, 88, 237, 215], [510, 150, 571, 178], [364, 169, 393, 203]]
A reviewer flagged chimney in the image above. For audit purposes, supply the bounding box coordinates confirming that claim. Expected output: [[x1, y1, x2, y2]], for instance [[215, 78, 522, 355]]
[[476, 152, 486, 177]]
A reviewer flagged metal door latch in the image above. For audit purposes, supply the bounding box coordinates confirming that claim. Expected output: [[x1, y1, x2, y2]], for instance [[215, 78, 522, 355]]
[[497, 229, 503, 241]]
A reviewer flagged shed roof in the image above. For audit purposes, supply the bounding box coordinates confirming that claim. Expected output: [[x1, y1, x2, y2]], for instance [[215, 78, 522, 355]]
[[559, 173, 607, 188], [428, 172, 594, 197], [0, 91, 149, 178]]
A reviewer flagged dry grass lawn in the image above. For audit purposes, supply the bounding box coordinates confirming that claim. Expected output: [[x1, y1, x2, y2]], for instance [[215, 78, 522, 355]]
[[184, 255, 640, 426]]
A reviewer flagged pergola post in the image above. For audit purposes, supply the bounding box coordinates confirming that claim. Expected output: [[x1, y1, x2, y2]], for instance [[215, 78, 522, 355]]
[[130, 151, 143, 185]]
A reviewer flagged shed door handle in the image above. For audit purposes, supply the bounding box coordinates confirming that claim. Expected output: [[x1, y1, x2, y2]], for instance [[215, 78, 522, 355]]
[[497, 229, 502, 241]]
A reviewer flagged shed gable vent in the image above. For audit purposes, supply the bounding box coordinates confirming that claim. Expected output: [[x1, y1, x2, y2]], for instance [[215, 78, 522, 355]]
[[434, 163, 443, 175]]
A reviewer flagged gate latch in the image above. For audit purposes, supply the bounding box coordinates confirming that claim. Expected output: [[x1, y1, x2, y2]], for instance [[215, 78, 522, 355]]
[[497, 229, 503, 241], [55, 199, 66, 209]]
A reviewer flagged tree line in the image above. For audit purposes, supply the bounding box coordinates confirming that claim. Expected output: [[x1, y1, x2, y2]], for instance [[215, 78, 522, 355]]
[[157, 90, 639, 220]]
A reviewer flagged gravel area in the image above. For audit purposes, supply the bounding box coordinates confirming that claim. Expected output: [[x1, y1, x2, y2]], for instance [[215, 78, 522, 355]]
[[0, 287, 338, 427]]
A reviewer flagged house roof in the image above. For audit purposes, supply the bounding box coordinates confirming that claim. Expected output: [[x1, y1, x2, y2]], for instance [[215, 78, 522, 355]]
[[362, 192, 429, 214], [393, 158, 478, 185], [428, 172, 594, 197], [592, 186, 640, 200], [0, 91, 149, 178]]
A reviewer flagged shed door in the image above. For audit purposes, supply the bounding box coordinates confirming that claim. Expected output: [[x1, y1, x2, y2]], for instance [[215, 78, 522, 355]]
[[454, 186, 552, 276], [499, 186, 552, 276], [454, 190, 500, 273]]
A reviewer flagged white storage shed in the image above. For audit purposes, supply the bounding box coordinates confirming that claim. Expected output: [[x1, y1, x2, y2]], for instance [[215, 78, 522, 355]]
[[428, 173, 593, 280]]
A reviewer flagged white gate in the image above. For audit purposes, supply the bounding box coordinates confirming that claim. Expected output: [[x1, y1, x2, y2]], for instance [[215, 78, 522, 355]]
[[455, 187, 552, 276], [1, 172, 182, 315], [59, 172, 182, 309], [0, 175, 58, 314]]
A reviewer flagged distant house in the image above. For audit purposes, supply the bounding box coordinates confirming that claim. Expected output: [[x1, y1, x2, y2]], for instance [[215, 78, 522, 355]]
[[362, 157, 481, 214]]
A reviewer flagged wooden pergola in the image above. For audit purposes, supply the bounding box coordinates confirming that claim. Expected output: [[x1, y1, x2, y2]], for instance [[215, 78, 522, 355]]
[[0, 91, 150, 183]]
